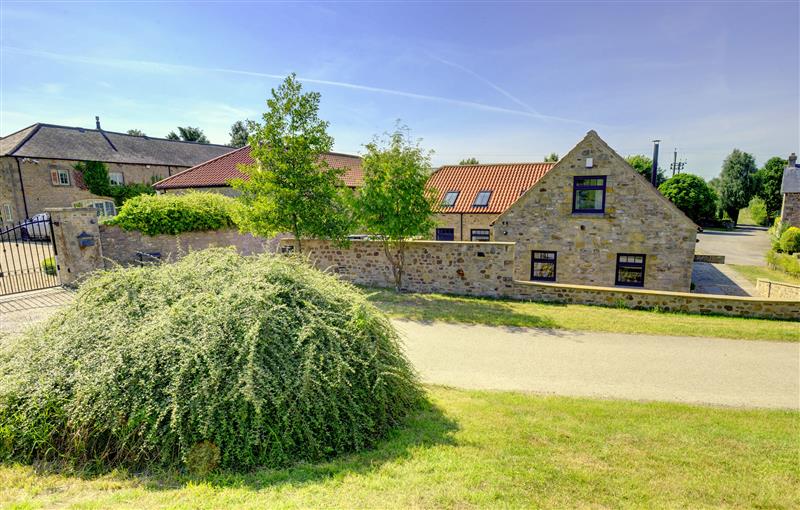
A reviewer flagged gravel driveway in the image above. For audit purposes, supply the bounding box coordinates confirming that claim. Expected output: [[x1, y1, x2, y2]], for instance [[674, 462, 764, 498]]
[[395, 319, 800, 410]]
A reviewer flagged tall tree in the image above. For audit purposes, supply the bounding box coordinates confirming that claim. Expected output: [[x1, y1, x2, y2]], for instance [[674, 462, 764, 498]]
[[229, 120, 249, 148], [126, 129, 146, 136], [658, 174, 718, 224], [459, 157, 479, 165], [544, 152, 559, 162], [165, 131, 180, 141], [231, 74, 352, 251], [355, 124, 438, 291], [165, 126, 209, 143], [625, 154, 666, 186], [717, 149, 758, 226], [756, 156, 787, 220]]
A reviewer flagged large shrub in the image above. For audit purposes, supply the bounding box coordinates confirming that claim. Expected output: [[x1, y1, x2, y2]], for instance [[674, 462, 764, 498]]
[[105, 192, 237, 235], [767, 249, 800, 277], [779, 227, 800, 254], [0, 249, 422, 472], [657, 173, 718, 224]]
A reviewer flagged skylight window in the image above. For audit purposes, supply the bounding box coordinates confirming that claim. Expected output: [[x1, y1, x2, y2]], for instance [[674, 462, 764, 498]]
[[473, 190, 492, 207], [442, 191, 459, 207]]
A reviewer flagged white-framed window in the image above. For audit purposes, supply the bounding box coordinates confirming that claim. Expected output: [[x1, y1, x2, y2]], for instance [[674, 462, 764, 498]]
[[73, 199, 116, 217], [109, 172, 125, 186], [51, 168, 71, 186], [2, 203, 12, 223]]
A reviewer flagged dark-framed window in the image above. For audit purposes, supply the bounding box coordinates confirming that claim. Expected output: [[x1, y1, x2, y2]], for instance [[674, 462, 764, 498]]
[[531, 250, 557, 281], [572, 176, 606, 213], [470, 229, 490, 241], [435, 228, 455, 241], [615, 253, 646, 287], [473, 190, 492, 207], [442, 191, 459, 208]]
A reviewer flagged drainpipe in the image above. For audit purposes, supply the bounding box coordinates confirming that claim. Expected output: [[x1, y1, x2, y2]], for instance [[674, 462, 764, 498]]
[[15, 157, 29, 218]]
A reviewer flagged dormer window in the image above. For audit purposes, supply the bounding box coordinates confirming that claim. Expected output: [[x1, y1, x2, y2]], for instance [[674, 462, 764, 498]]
[[473, 190, 492, 207], [442, 191, 459, 208]]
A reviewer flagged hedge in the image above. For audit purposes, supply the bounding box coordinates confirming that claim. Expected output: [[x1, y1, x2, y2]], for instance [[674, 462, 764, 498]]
[[766, 249, 800, 278], [104, 192, 237, 235], [779, 227, 800, 254]]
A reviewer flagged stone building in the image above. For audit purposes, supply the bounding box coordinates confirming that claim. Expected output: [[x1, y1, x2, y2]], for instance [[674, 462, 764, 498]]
[[0, 120, 232, 226], [427, 161, 555, 241], [780, 152, 800, 228], [153, 145, 364, 194], [493, 130, 698, 292]]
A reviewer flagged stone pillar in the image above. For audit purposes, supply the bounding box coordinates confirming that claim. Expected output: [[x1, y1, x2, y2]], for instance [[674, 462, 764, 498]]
[[46, 207, 103, 286]]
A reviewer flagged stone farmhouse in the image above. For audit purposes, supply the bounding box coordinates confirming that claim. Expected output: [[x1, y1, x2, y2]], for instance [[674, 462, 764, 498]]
[[780, 152, 800, 228], [153, 145, 364, 194], [0, 120, 232, 226]]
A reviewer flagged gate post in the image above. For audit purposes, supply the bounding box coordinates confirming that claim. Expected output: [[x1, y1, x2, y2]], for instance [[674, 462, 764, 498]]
[[45, 207, 103, 286]]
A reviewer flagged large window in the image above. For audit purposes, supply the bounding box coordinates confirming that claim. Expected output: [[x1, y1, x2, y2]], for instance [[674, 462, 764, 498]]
[[572, 176, 606, 213], [531, 251, 557, 281], [470, 229, 490, 241], [472, 190, 492, 207], [51, 168, 71, 186], [74, 199, 116, 217], [442, 191, 459, 208], [109, 172, 125, 186], [435, 228, 455, 241], [615, 253, 646, 287]]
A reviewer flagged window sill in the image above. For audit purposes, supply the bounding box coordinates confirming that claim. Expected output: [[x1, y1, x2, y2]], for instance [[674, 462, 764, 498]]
[[571, 211, 606, 218]]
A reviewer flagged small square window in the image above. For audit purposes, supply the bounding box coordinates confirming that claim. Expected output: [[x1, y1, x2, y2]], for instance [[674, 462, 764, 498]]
[[52, 168, 71, 186], [442, 191, 459, 207], [470, 229, 490, 241], [2, 204, 12, 223], [615, 253, 646, 287], [572, 176, 606, 213], [531, 251, 557, 282], [109, 172, 125, 186], [436, 228, 455, 241], [473, 190, 492, 207]]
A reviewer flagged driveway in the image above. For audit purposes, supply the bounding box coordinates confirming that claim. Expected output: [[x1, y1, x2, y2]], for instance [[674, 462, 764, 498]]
[[691, 262, 756, 296], [395, 320, 800, 410], [695, 226, 770, 266]]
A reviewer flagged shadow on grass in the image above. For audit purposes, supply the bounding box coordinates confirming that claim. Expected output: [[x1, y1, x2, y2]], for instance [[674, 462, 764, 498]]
[[9, 398, 458, 493]]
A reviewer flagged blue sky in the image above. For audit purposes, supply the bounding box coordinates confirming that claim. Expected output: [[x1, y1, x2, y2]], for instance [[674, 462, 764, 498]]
[[1, 1, 798, 178]]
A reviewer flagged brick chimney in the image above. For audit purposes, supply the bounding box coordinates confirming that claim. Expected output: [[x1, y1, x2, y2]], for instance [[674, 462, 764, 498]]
[[95, 116, 101, 130], [789, 152, 797, 167]]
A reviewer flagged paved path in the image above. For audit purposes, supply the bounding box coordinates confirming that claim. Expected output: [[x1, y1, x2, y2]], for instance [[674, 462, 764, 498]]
[[692, 262, 756, 296], [0, 288, 73, 336], [695, 225, 770, 266], [394, 320, 800, 410]]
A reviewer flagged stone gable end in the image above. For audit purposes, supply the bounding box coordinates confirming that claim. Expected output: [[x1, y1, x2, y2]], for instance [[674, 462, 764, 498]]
[[493, 131, 697, 291]]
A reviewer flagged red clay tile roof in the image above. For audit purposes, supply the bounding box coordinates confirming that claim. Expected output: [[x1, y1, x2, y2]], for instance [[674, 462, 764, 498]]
[[154, 146, 364, 190], [428, 162, 556, 214]]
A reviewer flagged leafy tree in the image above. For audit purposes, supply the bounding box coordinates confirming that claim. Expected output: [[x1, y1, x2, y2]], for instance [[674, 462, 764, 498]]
[[756, 156, 787, 220], [126, 129, 146, 136], [231, 74, 352, 251], [459, 157, 480, 165], [625, 154, 666, 186], [544, 152, 559, 162], [658, 173, 718, 224], [165, 126, 210, 144], [229, 120, 249, 148], [717, 149, 758, 226], [355, 124, 438, 291]]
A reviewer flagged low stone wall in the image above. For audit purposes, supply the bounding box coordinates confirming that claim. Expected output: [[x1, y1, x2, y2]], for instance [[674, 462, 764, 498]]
[[100, 225, 278, 266], [286, 239, 800, 320], [694, 254, 725, 264], [756, 279, 800, 300]]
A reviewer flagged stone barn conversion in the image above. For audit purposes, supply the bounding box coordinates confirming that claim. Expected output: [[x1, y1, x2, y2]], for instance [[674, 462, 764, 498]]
[[780, 152, 800, 228]]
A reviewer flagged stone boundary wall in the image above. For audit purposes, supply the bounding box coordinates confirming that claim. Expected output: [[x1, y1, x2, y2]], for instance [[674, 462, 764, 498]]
[[99, 225, 279, 266], [285, 239, 800, 320], [694, 254, 725, 264], [756, 279, 800, 300]]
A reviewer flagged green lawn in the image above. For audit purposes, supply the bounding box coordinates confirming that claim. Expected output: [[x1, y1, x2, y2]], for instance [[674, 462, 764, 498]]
[[730, 264, 800, 286], [2, 386, 797, 509], [365, 287, 799, 342]]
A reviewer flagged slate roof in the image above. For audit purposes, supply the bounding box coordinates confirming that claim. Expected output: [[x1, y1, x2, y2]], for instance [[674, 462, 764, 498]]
[[153, 145, 364, 189], [0, 123, 233, 167], [428, 162, 556, 214], [781, 164, 800, 194]]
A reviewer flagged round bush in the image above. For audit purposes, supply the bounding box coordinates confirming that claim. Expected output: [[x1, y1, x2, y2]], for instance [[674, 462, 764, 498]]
[[104, 192, 237, 236], [779, 227, 800, 254], [0, 248, 422, 472]]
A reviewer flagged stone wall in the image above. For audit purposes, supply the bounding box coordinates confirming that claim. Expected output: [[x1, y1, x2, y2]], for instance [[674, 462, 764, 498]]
[[46, 207, 103, 285], [492, 132, 697, 292], [756, 279, 800, 300], [284, 238, 799, 320], [99, 224, 278, 265], [781, 192, 800, 228], [431, 213, 497, 241]]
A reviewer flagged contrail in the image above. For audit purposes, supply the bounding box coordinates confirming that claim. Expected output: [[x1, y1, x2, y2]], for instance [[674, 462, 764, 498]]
[[2, 46, 598, 126]]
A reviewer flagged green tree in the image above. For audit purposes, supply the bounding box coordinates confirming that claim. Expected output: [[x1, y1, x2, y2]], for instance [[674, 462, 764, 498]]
[[459, 157, 479, 165], [625, 154, 666, 186], [756, 156, 787, 220], [165, 126, 210, 143], [658, 173, 718, 224], [126, 129, 146, 136], [544, 152, 559, 162], [232, 74, 352, 251], [356, 125, 438, 291], [229, 120, 249, 148], [74, 161, 112, 197], [717, 149, 758, 226]]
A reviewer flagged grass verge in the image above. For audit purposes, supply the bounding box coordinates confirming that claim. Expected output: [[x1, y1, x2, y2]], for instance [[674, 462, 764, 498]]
[[365, 287, 799, 342], [1, 386, 797, 509], [729, 264, 800, 286]]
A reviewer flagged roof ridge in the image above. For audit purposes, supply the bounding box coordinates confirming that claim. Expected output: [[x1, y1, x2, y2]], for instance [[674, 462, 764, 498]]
[[153, 145, 245, 186], [16, 122, 233, 148], [5, 123, 43, 155], [440, 161, 554, 168]]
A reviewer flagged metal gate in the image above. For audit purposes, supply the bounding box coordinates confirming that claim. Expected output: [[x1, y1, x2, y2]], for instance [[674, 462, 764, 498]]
[[0, 216, 60, 295]]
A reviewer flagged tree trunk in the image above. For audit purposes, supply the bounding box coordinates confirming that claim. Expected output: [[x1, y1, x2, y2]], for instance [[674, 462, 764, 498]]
[[382, 240, 402, 292], [292, 215, 302, 253]]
